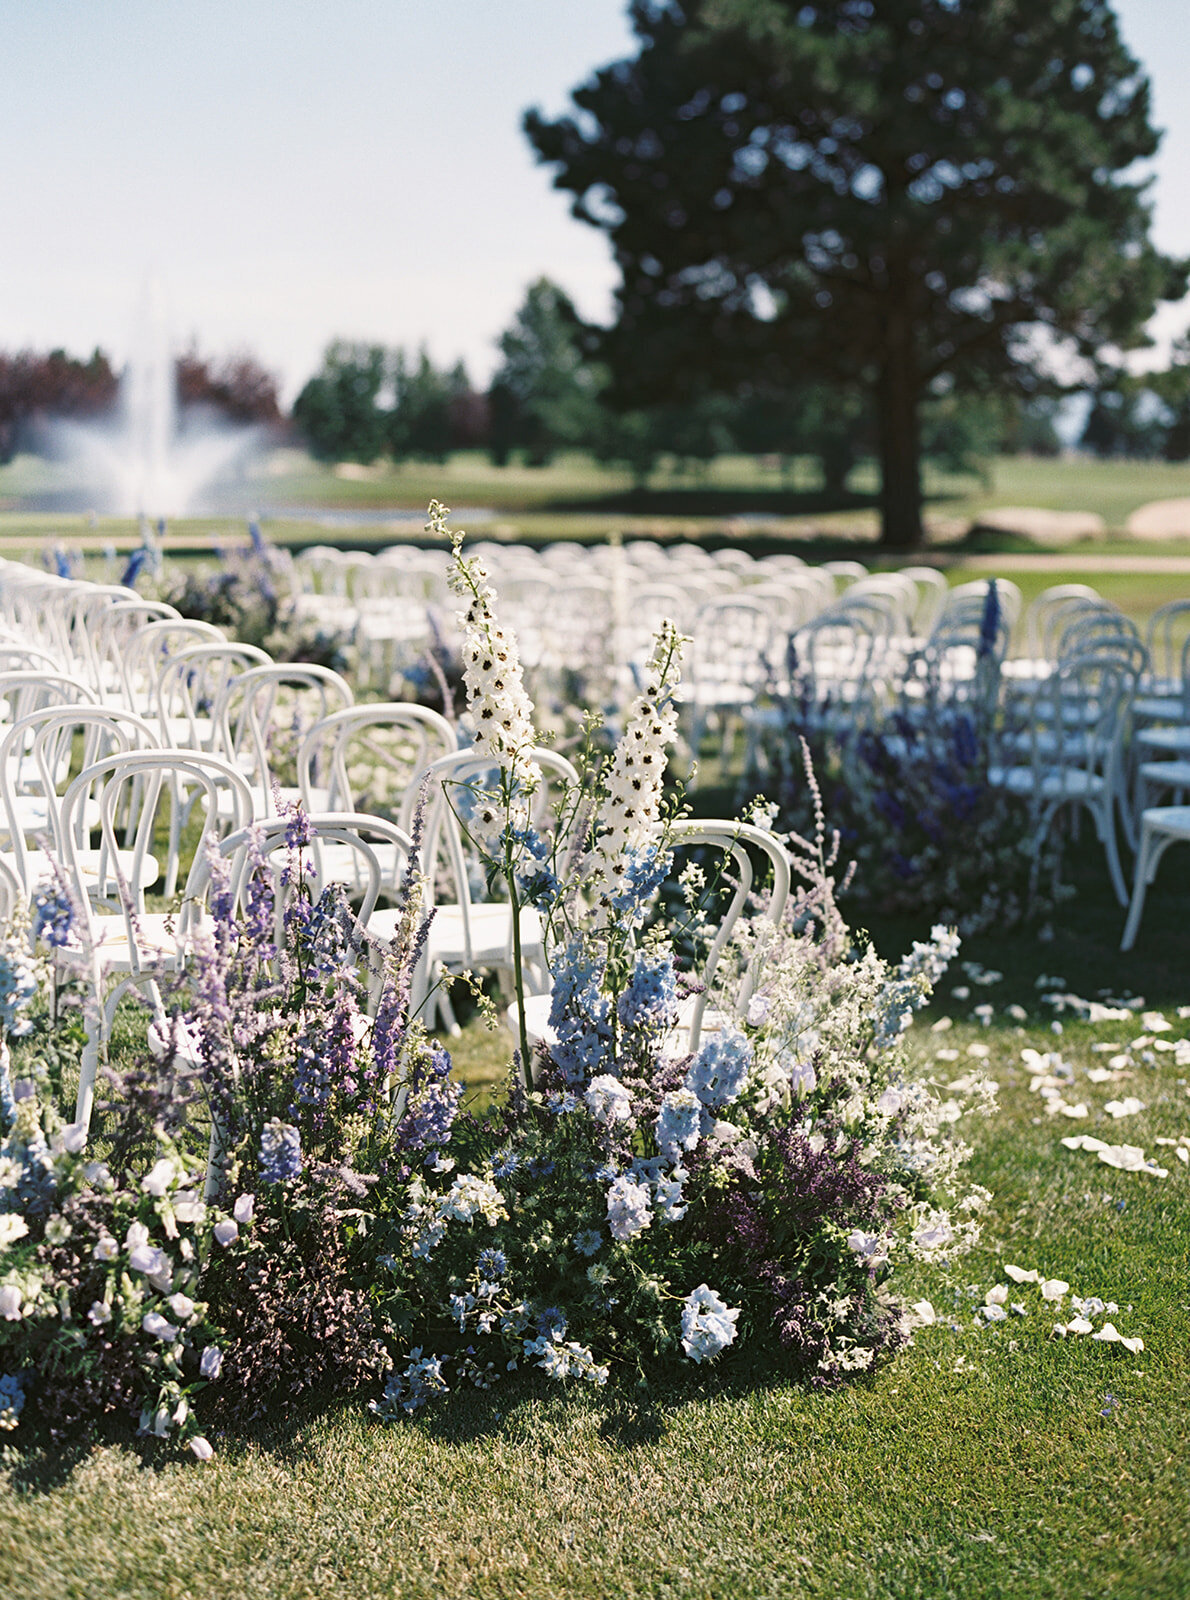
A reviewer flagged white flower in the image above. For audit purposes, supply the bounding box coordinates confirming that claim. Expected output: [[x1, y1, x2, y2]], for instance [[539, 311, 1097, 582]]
[[141, 1157, 177, 1197], [171, 1191, 205, 1225], [0, 1284, 23, 1320], [142, 1310, 179, 1342], [606, 1175, 652, 1242], [876, 1088, 903, 1117], [437, 1174, 506, 1226], [213, 1220, 239, 1246], [0, 1215, 29, 1248], [88, 1300, 111, 1326], [200, 1345, 223, 1379], [93, 1234, 119, 1262], [680, 1284, 739, 1363], [233, 1193, 255, 1225], [847, 1231, 888, 1267], [124, 1221, 150, 1253], [189, 1435, 215, 1461], [128, 1243, 171, 1278], [585, 1075, 633, 1127], [58, 1122, 88, 1155], [167, 1292, 196, 1322]]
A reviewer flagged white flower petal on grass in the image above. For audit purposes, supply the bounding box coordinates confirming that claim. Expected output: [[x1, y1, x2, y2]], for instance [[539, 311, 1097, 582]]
[[1059, 1102, 1089, 1120], [1003, 1264, 1040, 1284], [1061, 1135, 1109, 1152], [981, 1303, 1007, 1322], [1098, 1145, 1168, 1177], [1104, 1098, 1146, 1119], [1141, 1011, 1171, 1033], [0, 1216, 29, 1247], [984, 1285, 1009, 1306], [1066, 1315, 1094, 1335], [911, 1300, 936, 1326], [1092, 1322, 1145, 1354], [1040, 1279, 1069, 1301]]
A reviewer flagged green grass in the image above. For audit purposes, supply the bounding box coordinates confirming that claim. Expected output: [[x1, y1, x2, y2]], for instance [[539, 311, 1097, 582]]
[[5, 448, 1190, 555], [4, 833, 1190, 1599]]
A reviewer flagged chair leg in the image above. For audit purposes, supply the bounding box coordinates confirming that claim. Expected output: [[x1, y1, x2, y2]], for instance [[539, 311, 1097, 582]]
[[1121, 825, 1153, 949], [1097, 800, 1130, 907]]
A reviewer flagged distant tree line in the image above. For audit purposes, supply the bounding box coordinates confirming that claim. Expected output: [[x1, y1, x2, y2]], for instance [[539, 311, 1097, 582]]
[[0, 344, 282, 463], [291, 275, 1067, 488]]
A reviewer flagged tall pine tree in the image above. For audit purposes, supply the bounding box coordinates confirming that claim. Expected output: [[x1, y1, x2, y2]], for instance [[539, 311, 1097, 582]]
[[526, 0, 1185, 547]]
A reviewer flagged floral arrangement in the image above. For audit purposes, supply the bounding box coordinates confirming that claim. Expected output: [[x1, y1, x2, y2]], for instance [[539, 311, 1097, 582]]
[[756, 583, 1059, 934], [0, 505, 993, 1455]]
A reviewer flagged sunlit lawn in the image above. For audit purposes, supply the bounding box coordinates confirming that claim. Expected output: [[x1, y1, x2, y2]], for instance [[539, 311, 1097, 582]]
[[4, 449, 1190, 554]]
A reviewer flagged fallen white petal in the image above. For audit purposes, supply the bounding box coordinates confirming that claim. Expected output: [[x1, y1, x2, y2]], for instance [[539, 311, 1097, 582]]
[[1003, 1264, 1040, 1284], [1040, 1279, 1069, 1301], [1103, 1098, 1146, 1119]]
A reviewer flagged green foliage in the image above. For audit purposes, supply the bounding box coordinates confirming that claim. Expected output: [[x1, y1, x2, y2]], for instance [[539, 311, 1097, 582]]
[[525, 0, 1187, 546], [489, 278, 607, 466], [292, 341, 389, 464]]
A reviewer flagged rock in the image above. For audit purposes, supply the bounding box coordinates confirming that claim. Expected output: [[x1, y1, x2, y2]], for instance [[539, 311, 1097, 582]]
[[1126, 498, 1190, 540], [969, 507, 1106, 545]]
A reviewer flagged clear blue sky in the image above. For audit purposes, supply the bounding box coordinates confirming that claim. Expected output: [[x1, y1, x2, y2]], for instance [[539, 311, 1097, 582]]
[[1, 0, 1186, 399]]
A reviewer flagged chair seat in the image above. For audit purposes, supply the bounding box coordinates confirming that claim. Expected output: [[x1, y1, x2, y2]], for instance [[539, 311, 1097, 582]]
[[1136, 725, 1190, 756], [988, 765, 1105, 801], [1134, 695, 1186, 722], [20, 847, 160, 893], [1139, 805, 1190, 842], [56, 909, 198, 971], [367, 901, 544, 972], [1139, 759, 1190, 792]]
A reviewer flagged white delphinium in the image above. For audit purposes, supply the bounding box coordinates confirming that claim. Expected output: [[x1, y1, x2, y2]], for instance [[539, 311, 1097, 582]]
[[590, 622, 683, 926], [679, 1284, 739, 1362], [438, 501, 540, 836]]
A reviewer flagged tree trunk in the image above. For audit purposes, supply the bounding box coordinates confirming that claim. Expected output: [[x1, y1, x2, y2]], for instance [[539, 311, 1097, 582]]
[[876, 308, 923, 550]]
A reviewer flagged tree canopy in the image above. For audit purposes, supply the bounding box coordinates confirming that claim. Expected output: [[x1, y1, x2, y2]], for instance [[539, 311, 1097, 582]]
[[526, 0, 1187, 545]]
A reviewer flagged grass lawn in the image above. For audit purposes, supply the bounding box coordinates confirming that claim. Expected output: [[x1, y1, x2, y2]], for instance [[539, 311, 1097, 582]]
[[3, 831, 1189, 1600], [4, 449, 1190, 556]]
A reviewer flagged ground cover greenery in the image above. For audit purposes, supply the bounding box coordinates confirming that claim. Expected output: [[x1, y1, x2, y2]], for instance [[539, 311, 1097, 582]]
[[2, 828, 1187, 1600]]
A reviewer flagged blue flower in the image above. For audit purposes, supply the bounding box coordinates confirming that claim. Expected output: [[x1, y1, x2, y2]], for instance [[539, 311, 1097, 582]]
[[536, 1307, 567, 1339], [0, 1372, 26, 1431], [491, 1148, 520, 1179], [259, 1118, 302, 1184], [617, 950, 677, 1033], [684, 1028, 753, 1109], [477, 1247, 507, 1279]]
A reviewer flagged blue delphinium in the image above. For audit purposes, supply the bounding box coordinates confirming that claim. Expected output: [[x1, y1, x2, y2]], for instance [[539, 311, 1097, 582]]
[[259, 1118, 303, 1184], [0, 1372, 27, 1430], [617, 950, 677, 1033], [685, 1027, 753, 1109], [32, 884, 74, 949]]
